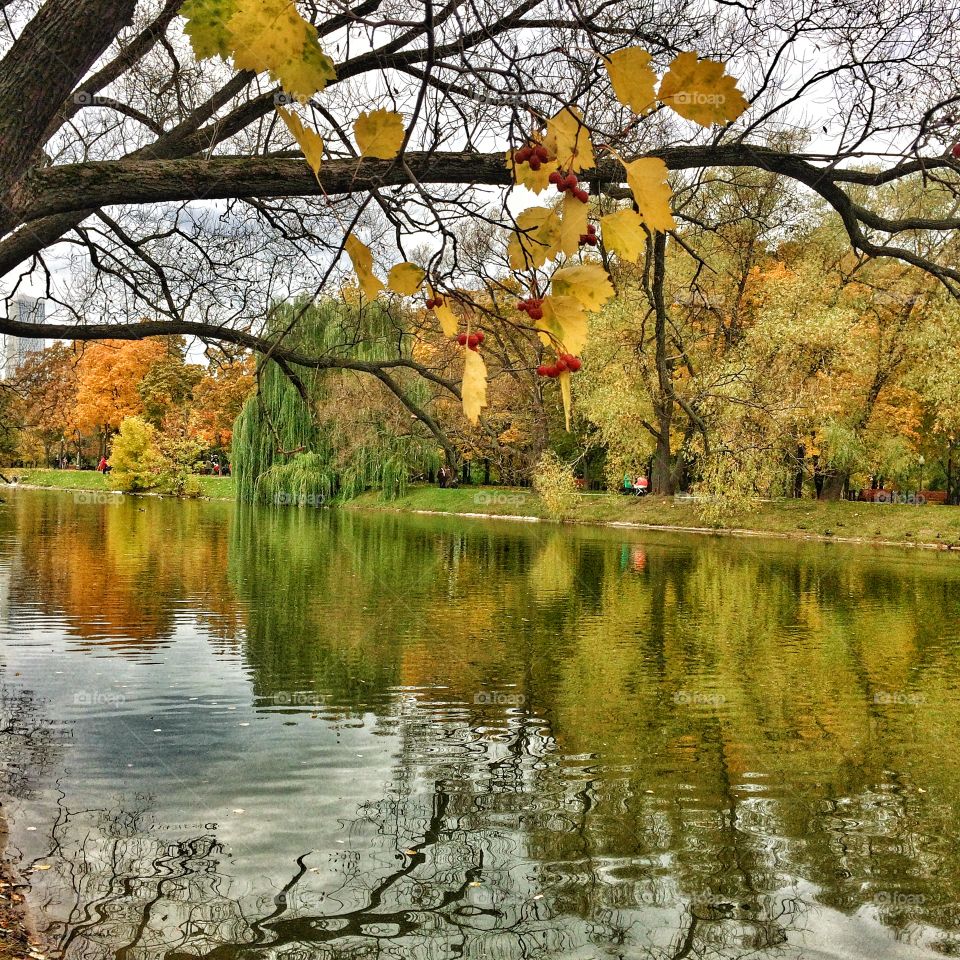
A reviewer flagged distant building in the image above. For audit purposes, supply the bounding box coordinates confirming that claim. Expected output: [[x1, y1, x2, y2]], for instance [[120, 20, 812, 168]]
[[1, 296, 46, 378]]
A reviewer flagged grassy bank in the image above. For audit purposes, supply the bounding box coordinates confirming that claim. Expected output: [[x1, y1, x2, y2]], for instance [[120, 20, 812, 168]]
[[350, 485, 960, 550], [6, 469, 235, 500]]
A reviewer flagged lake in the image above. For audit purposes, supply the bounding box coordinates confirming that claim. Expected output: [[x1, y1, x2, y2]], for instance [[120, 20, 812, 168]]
[[2, 487, 960, 960]]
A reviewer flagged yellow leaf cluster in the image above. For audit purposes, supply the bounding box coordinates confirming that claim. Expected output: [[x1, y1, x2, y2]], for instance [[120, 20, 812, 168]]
[[657, 51, 749, 126], [623, 158, 676, 232], [504, 148, 560, 193], [183, 0, 335, 102], [599, 209, 646, 261], [462, 347, 488, 425], [429, 288, 459, 337], [277, 107, 323, 180], [537, 296, 588, 355], [551, 263, 615, 312], [507, 207, 561, 270], [559, 193, 590, 257], [387, 262, 425, 296], [355, 109, 406, 159], [543, 107, 595, 173], [604, 48, 657, 115], [344, 235, 384, 300]]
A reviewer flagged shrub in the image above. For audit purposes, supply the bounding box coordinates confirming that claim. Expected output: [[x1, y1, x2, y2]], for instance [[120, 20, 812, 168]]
[[109, 417, 165, 491], [532, 451, 580, 520]]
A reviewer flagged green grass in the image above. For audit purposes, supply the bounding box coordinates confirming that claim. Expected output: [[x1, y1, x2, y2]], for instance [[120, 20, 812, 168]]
[[9, 469, 235, 500], [348, 485, 960, 549]]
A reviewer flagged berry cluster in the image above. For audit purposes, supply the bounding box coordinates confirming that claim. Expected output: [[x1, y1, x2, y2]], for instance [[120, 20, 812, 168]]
[[536, 354, 582, 378], [517, 297, 544, 321], [579, 224, 598, 247], [425, 295, 445, 309], [514, 143, 551, 170], [549, 170, 589, 203], [457, 331, 485, 351]]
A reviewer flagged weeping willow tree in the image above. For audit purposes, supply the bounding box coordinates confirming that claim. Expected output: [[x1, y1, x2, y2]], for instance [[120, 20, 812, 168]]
[[233, 298, 441, 505]]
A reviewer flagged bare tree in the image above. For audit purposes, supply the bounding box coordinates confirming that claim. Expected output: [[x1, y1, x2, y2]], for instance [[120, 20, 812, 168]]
[[0, 0, 958, 431]]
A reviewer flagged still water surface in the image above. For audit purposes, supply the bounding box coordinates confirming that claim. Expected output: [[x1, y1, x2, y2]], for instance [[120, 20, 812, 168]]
[[2, 488, 960, 960]]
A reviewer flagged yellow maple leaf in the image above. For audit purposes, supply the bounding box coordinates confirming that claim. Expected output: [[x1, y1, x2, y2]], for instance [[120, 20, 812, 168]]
[[462, 347, 488, 425], [277, 107, 323, 181], [559, 369, 573, 431], [226, 0, 334, 101], [428, 288, 459, 337], [228, 0, 306, 75], [600, 208, 646, 262], [507, 207, 562, 270], [355, 109, 405, 159], [551, 263, 614, 312], [181, 0, 237, 61], [273, 40, 336, 102], [344, 235, 384, 300], [604, 48, 657, 115], [387, 263, 425, 296], [543, 107, 595, 173], [504, 149, 560, 194], [559, 192, 590, 257], [537, 295, 588, 355], [657, 52, 749, 126], [623, 158, 676, 232]]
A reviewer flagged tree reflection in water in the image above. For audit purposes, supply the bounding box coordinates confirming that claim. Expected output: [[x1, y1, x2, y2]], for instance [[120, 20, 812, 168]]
[[2, 493, 960, 959]]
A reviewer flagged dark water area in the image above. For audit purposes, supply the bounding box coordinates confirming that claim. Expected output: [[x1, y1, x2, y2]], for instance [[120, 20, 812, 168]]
[[2, 487, 960, 959]]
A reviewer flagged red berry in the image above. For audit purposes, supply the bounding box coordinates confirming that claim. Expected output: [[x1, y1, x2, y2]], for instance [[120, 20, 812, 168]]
[[536, 364, 551, 377], [467, 333, 481, 347], [548, 171, 563, 185], [457, 333, 467, 345], [515, 146, 531, 163], [476, 331, 485, 343], [529, 157, 541, 170], [535, 145, 549, 160], [587, 224, 596, 234], [567, 356, 582, 372], [555, 357, 568, 372], [953, 144, 960, 158], [574, 188, 590, 203], [578, 234, 588, 244], [528, 307, 543, 321]]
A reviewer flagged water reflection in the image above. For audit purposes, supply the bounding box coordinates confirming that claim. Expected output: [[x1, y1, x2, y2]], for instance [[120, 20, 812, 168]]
[[1, 490, 960, 958]]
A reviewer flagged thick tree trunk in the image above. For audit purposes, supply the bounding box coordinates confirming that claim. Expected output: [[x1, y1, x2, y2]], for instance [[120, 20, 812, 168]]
[[0, 0, 137, 198], [820, 471, 848, 501]]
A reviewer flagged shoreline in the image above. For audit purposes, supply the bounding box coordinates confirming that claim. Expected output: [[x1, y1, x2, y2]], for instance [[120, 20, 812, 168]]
[[347, 487, 960, 553], [359, 505, 960, 551], [6, 473, 960, 553]]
